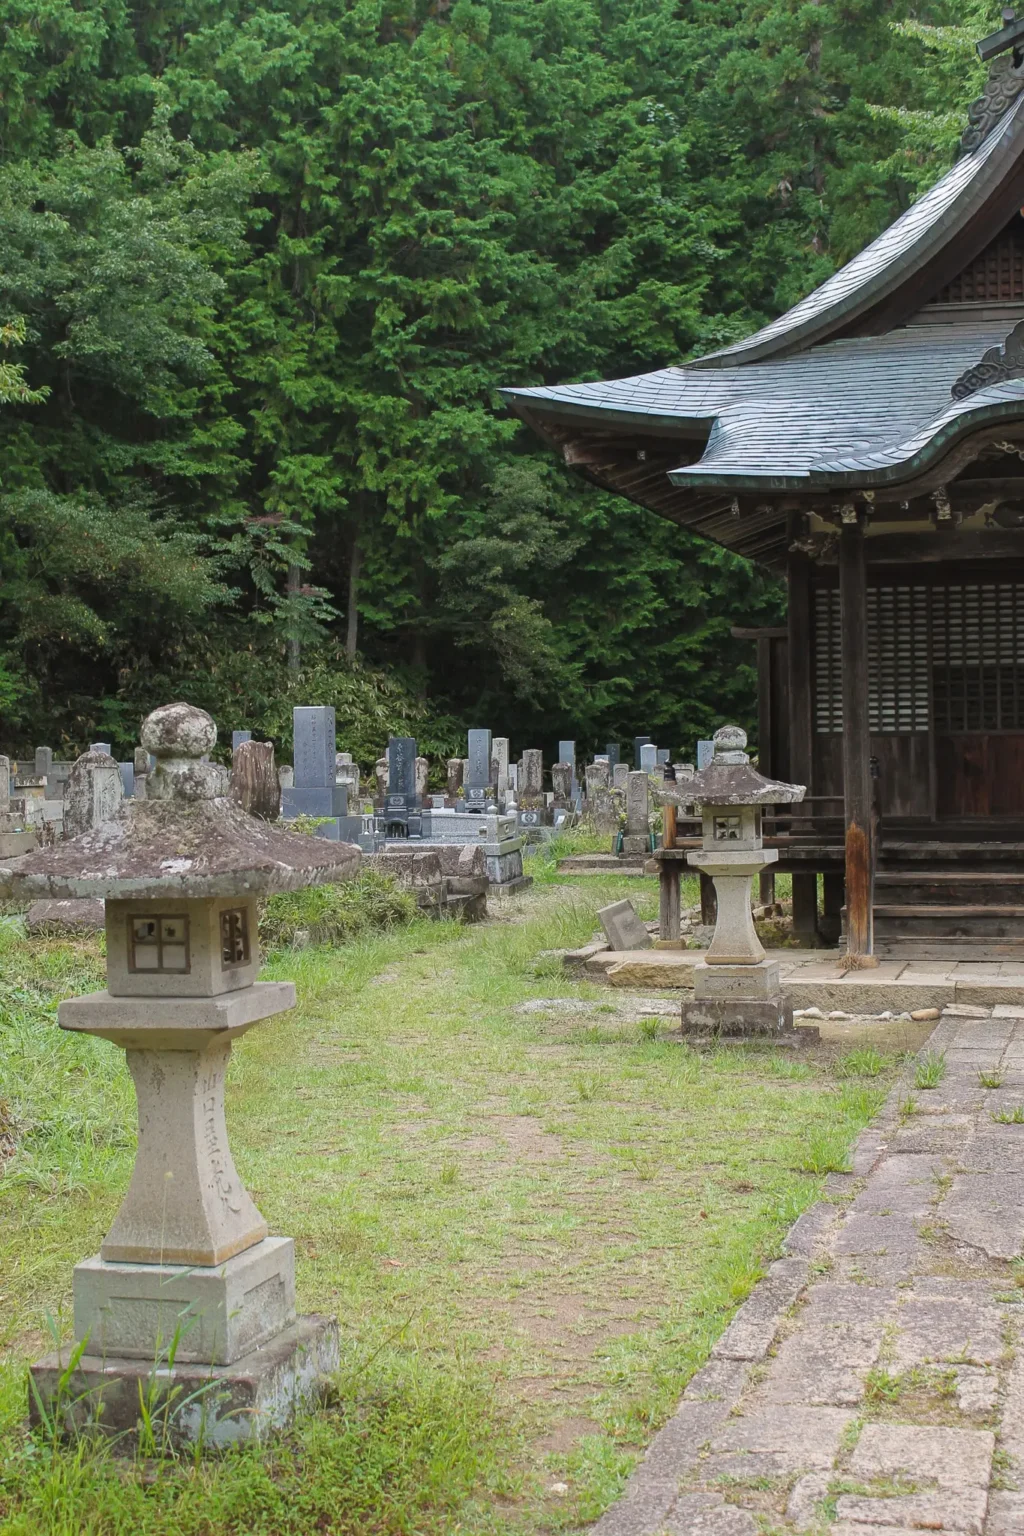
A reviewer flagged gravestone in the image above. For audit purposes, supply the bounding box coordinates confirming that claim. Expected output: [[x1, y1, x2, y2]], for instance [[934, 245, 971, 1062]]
[[520, 750, 543, 806], [551, 761, 572, 809], [492, 737, 509, 806], [657, 749, 670, 765], [281, 708, 348, 820], [118, 762, 135, 799], [605, 743, 620, 769], [64, 750, 123, 838], [232, 731, 252, 751], [464, 729, 493, 811], [35, 747, 53, 779], [279, 765, 294, 790], [133, 748, 150, 802], [382, 735, 421, 838], [446, 758, 463, 803], [0, 755, 36, 857], [612, 762, 629, 792], [633, 736, 651, 768], [231, 740, 280, 820], [585, 759, 616, 833], [91, 743, 112, 757], [598, 899, 651, 952], [622, 770, 650, 856], [640, 743, 658, 775], [335, 753, 360, 802], [415, 756, 430, 802], [375, 757, 388, 802], [697, 739, 715, 770]]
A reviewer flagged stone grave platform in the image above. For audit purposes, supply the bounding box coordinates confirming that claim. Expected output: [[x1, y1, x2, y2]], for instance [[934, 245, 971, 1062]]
[[555, 853, 647, 875], [589, 1005, 1024, 1536], [564, 944, 1024, 1013]]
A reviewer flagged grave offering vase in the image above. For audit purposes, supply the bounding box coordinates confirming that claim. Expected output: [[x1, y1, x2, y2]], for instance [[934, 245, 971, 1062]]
[[672, 726, 806, 1038], [0, 702, 361, 1448]]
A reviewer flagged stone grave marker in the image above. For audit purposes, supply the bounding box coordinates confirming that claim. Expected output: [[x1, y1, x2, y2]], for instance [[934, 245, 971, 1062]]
[[622, 770, 650, 855], [697, 739, 715, 770], [605, 743, 620, 768], [281, 707, 348, 820], [598, 898, 651, 951], [640, 742, 658, 775], [633, 736, 651, 768], [231, 731, 252, 750], [446, 757, 463, 802], [465, 729, 493, 811], [65, 750, 123, 839]]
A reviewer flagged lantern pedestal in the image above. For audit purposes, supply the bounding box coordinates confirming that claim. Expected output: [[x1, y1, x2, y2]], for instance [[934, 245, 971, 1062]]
[[29, 1314, 340, 1450], [682, 959, 795, 1037]]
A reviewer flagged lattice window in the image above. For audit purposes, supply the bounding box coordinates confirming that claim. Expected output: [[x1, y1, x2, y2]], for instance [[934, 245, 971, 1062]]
[[867, 586, 930, 733], [932, 583, 1024, 731], [813, 580, 1024, 734], [932, 226, 1024, 304], [814, 586, 843, 733]]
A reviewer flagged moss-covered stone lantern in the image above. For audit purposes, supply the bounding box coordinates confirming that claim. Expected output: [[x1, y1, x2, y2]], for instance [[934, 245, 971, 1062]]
[[1, 703, 361, 1447], [679, 725, 805, 1037]]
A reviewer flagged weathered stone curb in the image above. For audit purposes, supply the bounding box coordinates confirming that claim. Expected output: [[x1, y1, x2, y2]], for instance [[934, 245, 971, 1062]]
[[588, 1023, 941, 1535]]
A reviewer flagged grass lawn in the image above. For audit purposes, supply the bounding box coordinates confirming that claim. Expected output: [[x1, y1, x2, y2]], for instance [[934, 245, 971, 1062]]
[[0, 860, 902, 1534]]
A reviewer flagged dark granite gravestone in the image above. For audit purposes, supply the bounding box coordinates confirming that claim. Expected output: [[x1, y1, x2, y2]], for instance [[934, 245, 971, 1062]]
[[383, 735, 421, 837], [605, 743, 620, 768], [464, 729, 493, 811]]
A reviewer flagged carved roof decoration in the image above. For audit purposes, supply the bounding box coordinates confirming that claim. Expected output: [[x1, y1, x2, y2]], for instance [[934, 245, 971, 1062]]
[[952, 318, 1024, 399], [961, 54, 1024, 156]]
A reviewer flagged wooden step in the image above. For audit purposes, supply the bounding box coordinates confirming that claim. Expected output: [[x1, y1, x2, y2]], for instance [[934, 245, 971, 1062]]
[[872, 903, 1024, 939], [875, 876, 1024, 904]]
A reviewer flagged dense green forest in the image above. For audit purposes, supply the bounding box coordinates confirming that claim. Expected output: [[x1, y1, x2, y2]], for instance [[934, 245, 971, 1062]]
[[0, 0, 993, 761]]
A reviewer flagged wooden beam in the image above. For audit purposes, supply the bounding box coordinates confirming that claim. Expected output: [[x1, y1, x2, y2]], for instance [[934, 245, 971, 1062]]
[[840, 514, 874, 958]]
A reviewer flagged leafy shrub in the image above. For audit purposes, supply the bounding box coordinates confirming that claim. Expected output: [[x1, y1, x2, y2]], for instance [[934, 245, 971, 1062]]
[[259, 870, 417, 950]]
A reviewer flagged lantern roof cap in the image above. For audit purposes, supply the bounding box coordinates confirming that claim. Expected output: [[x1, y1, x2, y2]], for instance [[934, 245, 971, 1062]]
[[0, 703, 360, 900], [660, 726, 806, 808]]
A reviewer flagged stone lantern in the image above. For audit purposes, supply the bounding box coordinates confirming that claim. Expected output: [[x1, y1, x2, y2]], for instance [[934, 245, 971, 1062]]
[[0, 703, 361, 1446], [679, 725, 805, 1037]]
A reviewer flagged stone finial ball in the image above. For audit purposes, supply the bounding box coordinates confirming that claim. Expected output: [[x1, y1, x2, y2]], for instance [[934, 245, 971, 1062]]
[[713, 725, 747, 753], [140, 703, 217, 760]]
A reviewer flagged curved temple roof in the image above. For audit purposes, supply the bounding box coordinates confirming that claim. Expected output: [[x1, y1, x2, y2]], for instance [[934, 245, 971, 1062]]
[[502, 87, 1024, 503]]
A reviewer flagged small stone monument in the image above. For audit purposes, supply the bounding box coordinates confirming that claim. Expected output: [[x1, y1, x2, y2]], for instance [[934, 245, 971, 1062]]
[[622, 770, 650, 855], [446, 757, 463, 803], [677, 726, 805, 1038], [639, 742, 658, 775], [2, 703, 360, 1447], [64, 749, 123, 838], [0, 755, 36, 858], [281, 707, 348, 820], [605, 743, 620, 769], [633, 736, 651, 768], [231, 739, 281, 820]]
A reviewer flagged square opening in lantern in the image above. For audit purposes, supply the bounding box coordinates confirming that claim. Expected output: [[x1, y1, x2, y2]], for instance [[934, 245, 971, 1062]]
[[713, 815, 742, 841], [128, 914, 191, 974], [220, 907, 251, 970]]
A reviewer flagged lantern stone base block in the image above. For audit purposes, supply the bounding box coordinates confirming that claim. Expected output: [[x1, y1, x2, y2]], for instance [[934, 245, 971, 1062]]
[[29, 1313, 339, 1451], [73, 1236, 296, 1367], [681, 960, 795, 1037]]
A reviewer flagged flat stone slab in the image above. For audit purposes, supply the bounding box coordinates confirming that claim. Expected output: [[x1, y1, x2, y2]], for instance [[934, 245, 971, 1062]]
[[850, 1423, 995, 1488], [709, 1405, 854, 1471], [25, 897, 105, 934]]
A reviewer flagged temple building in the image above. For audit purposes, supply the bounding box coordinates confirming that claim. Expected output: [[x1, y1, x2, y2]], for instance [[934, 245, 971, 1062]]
[[502, 17, 1024, 959]]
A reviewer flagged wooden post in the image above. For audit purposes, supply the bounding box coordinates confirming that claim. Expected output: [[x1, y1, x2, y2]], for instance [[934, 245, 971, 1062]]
[[787, 536, 819, 941], [659, 805, 681, 941], [840, 513, 873, 958]]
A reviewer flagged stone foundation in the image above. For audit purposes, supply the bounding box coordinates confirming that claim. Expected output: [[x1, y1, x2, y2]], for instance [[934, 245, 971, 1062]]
[[30, 1314, 339, 1449]]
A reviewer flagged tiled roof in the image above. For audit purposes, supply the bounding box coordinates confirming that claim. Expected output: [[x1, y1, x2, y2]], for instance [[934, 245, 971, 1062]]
[[502, 91, 1024, 492], [505, 323, 1024, 488], [695, 90, 1024, 368]]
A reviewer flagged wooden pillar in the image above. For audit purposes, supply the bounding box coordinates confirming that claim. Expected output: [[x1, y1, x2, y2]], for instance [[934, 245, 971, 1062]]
[[700, 872, 717, 926], [659, 805, 681, 941], [840, 513, 873, 957], [787, 537, 818, 941], [820, 870, 845, 947]]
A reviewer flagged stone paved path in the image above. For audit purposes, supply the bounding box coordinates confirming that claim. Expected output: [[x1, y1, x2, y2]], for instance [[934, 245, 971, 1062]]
[[593, 1007, 1024, 1535]]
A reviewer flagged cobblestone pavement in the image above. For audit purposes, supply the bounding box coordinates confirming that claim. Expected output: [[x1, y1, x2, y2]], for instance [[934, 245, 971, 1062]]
[[592, 1007, 1024, 1536]]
